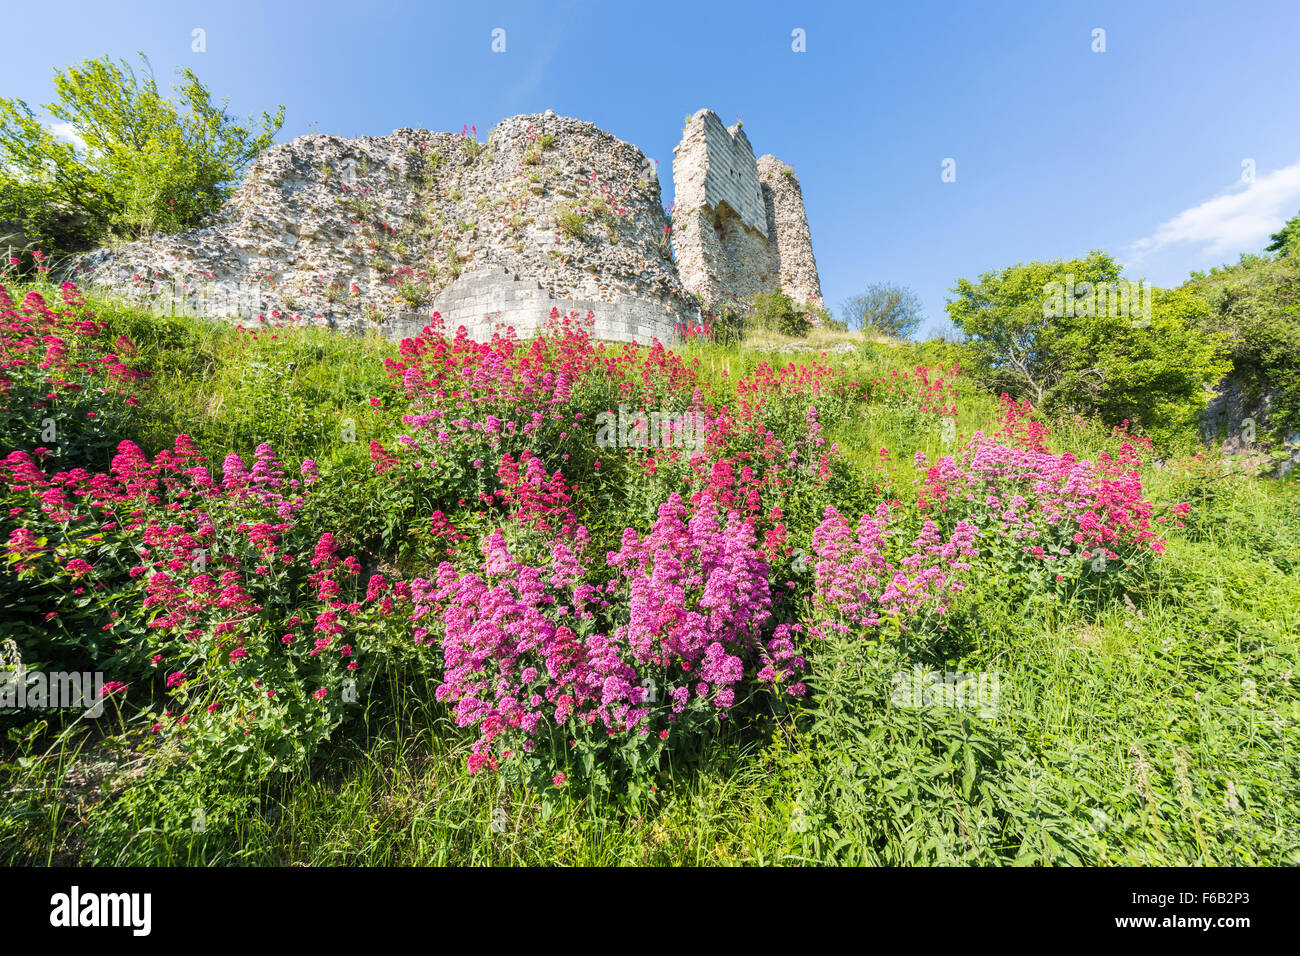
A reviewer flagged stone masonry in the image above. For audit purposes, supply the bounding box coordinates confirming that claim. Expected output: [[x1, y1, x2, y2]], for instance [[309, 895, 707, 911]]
[[672, 110, 775, 307], [377, 264, 682, 344], [70, 107, 821, 343], [72, 113, 695, 343], [757, 155, 823, 307], [672, 109, 822, 313]]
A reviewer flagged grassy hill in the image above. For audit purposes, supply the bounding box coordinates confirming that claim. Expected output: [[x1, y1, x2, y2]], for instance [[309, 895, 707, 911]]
[[2, 277, 1297, 865]]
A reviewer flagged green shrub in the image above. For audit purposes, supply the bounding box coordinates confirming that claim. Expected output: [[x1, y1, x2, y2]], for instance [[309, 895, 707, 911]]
[[554, 205, 588, 240], [948, 251, 1230, 449], [1184, 252, 1300, 445], [0, 54, 283, 257], [395, 279, 429, 307], [747, 290, 813, 337]]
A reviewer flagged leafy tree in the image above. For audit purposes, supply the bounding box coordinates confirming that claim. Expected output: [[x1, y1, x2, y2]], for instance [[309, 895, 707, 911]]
[[1265, 211, 1300, 258], [1184, 252, 1300, 445], [948, 251, 1229, 447], [0, 53, 283, 258], [841, 282, 924, 338], [947, 252, 1122, 407]]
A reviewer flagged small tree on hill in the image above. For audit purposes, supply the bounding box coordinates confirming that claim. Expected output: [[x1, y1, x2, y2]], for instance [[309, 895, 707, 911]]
[[841, 283, 924, 338], [0, 53, 284, 258]]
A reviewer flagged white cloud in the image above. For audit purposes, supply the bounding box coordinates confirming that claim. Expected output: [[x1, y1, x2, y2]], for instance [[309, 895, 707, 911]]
[[1128, 160, 1300, 263], [49, 122, 88, 154]]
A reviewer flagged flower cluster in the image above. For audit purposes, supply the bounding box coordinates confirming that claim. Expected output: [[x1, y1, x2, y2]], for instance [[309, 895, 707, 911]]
[[1, 282, 148, 465], [0, 434, 423, 774], [418, 485, 798, 785], [809, 502, 979, 636]]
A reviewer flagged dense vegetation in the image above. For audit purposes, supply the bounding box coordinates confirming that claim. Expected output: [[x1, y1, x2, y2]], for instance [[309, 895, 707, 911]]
[[1184, 247, 1300, 448], [1, 266, 1296, 865], [0, 54, 283, 259], [946, 251, 1231, 451]]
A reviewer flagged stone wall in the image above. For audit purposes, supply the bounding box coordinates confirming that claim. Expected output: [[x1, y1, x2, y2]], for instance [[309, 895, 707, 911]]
[[68, 106, 824, 343], [72, 112, 699, 341], [671, 110, 777, 307], [377, 264, 682, 344], [757, 155, 823, 308], [676, 111, 769, 238]]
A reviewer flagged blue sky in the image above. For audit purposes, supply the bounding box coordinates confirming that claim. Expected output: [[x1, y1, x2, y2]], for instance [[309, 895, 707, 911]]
[[6, 0, 1300, 336]]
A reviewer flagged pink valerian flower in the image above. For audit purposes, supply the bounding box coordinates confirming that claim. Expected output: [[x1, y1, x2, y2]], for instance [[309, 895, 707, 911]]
[[6, 526, 46, 570], [369, 440, 400, 474], [809, 502, 979, 632], [221, 453, 250, 495], [365, 573, 389, 601], [915, 425, 1165, 581], [427, 487, 790, 776], [467, 747, 497, 775], [65, 558, 94, 578], [314, 610, 342, 635], [310, 532, 339, 569]]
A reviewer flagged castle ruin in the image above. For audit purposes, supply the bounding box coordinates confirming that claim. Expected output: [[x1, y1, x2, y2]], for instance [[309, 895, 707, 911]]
[[72, 108, 822, 342], [671, 109, 822, 311]]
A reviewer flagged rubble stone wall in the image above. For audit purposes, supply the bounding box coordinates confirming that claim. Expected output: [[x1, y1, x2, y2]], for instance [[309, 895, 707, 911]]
[[73, 113, 698, 341], [758, 155, 823, 308], [70, 107, 824, 342]]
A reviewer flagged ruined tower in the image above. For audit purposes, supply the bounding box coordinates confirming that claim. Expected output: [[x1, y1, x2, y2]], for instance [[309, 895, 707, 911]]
[[757, 155, 823, 308], [672, 108, 821, 313]]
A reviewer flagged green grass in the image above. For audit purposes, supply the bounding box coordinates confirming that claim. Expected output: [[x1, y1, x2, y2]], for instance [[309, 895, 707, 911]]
[[94, 301, 394, 467], [3, 283, 1298, 866]]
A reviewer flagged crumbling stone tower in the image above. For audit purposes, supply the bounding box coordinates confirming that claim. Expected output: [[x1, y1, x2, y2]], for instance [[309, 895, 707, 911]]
[[672, 108, 822, 312], [757, 155, 823, 308]]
